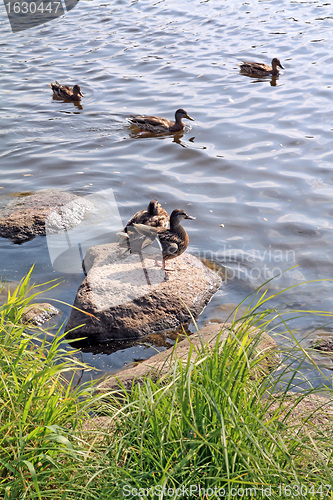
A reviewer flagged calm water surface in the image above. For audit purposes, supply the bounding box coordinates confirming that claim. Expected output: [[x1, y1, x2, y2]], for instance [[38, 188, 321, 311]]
[[1, 0, 333, 383]]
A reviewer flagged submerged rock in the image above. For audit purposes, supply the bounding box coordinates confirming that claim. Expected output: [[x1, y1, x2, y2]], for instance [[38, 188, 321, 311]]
[[309, 336, 333, 352], [65, 243, 222, 342], [21, 302, 60, 326], [0, 190, 93, 243]]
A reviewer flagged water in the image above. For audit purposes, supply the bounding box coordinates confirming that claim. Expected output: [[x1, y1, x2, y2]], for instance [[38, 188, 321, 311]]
[[1, 0, 333, 383]]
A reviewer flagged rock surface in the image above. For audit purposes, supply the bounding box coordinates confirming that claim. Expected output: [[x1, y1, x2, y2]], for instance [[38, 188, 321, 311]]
[[65, 243, 222, 342], [309, 336, 333, 352], [0, 190, 94, 243], [21, 302, 60, 326], [96, 323, 279, 394]]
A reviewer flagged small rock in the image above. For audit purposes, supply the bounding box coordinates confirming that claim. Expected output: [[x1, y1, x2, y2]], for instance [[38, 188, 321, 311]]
[[65, 243, 222, 342], [309, 336, 333, 352], [21, 302, 60, 326]]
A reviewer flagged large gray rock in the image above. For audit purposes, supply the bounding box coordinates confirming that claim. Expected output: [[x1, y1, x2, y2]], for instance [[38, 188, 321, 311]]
[[65, 243, 222, 342], [0, 190, 93, 243]]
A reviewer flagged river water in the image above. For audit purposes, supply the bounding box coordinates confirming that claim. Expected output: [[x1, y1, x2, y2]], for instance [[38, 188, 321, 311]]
[[1, 0, 333, 383]]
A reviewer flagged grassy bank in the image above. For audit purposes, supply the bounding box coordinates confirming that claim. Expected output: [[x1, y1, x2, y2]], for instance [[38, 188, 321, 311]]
[[0, 272, 333, 499]]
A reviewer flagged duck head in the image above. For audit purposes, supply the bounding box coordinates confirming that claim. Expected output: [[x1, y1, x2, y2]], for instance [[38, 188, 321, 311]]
[[272, 58, 284, 70], [170, 208, 196, 227], [73, 84, 84, 97], [148, 199, 161, 216], [175, 109, 194, 122]]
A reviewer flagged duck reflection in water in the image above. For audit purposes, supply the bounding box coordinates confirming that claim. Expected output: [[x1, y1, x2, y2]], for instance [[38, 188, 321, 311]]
[[129, 128, 194, 148]]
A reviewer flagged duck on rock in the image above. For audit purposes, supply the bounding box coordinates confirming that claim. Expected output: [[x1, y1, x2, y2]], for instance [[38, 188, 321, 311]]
[[124, 199, 169, 232], [239, 58, 284, 77], [128, 109, 194, 133], [124, 208, 195, 271]]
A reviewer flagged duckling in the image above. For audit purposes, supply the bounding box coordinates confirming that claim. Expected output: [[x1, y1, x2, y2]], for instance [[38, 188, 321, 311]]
[[128, 109, 194, 133], [49, 81, 84, 101], [133, 209, 195, 269], [124, 199, 169, 232], [239, 57, 284, 77]]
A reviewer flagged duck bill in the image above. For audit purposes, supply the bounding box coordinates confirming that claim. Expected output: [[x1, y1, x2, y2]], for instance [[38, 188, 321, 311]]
[[279, 64, 285, 69], [186, 114, 194, 121], [185, 215, 196, 220], [78, 91, 84, 97]]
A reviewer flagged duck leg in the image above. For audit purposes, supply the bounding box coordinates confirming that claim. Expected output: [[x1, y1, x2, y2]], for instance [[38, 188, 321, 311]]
[[139, 252, 152, 287]]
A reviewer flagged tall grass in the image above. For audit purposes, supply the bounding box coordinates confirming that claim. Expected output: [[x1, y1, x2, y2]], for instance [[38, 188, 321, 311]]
[[0, 271, 333, 499], [88, 286, 333, 499], [0, 271, 94, 499]]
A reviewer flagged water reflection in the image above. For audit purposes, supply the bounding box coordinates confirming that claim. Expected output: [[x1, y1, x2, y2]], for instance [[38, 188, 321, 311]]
[[128, 126, 194, 149], [69, 326, 188, 355], [128, 127, 172, 139], [270, 76, 278, 87], [52, 96, 83, 111], [239, 73, 281, 86]]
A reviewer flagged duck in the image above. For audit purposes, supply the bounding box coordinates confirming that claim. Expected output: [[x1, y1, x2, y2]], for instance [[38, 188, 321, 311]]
[[130, 208, 195, 269], [239, 58, 284, 77], [128, 109, 194, 133], [124, 199, 169, 232], [49, 81, 84, 101]]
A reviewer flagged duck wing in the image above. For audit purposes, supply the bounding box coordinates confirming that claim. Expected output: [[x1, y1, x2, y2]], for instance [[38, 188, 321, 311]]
[[150, 214, 169, 228], [50, 82, 73, 98], [158, 232, 181, 256], [161, 240, 178, 255], [129, 115, 171, 129], [132, 223, 158, 238], [118, 223, 159, 255], [60, 84, 73, 92], [125, 209, 147, 228], [241, 61, 271, 71]]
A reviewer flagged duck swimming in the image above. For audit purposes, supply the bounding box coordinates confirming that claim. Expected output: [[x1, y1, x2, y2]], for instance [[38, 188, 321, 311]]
[[128, 109, 194, 133], [49, 82, 84, 101], [124, 199, 169, 232], [239, 58, 284, 77], [131, 208, 195, 269]]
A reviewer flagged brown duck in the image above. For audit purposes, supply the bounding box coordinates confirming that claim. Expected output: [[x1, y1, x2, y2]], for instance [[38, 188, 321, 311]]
[[49, 81, 84, 101], [132, 208, 195, 269], [128, 109, 194, 133], [124, 199, 169, 232], [239, 58, 284, 77]]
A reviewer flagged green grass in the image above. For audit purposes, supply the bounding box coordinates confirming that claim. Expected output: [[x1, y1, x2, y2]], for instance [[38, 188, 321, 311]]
[[0, 271, 94, 499], [0, 271, 333, 499], [94, 324, 333, 499]]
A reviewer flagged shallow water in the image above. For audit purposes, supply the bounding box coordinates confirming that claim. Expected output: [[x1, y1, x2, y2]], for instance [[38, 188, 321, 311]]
[[1, 0, 333, 383]]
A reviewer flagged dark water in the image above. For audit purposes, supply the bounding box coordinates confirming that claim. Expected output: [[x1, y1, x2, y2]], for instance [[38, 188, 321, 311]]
[[1, 0, 333, 383]]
